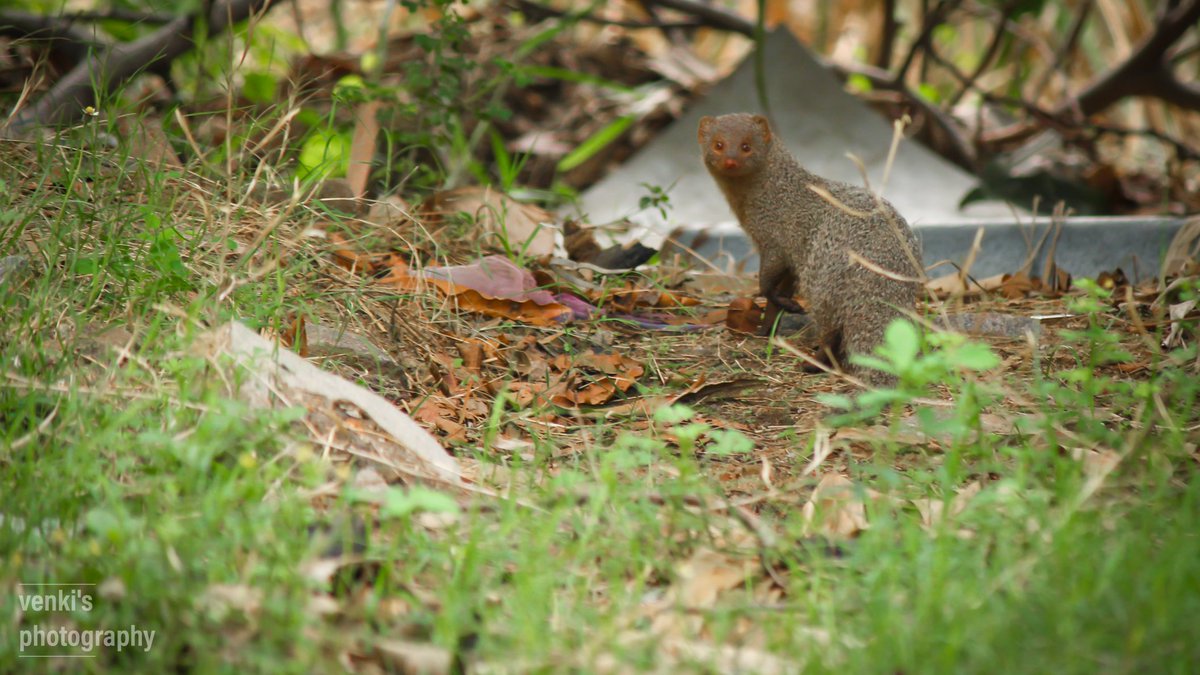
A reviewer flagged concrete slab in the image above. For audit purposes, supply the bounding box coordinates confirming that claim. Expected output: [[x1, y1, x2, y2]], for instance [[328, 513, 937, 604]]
[[667, 216, 1187, 282]]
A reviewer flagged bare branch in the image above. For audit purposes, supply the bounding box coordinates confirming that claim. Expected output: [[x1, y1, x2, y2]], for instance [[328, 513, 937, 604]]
[[947, 0, 1020, 107], [641, 0, 755, 36], [505, 1, 704, 32], [875, 0, 898, 70], [894, 0, 957, 83], [1063, 0, 1200, 117], [825, 58, 979, 170], [5, 0, 277, 136], [0, 10, 103, 66]]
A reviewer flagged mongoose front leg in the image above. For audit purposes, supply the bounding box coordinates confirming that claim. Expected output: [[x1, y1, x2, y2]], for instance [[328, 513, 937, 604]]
[[759, 252, 803, 314], [758, 253, 802, 335]]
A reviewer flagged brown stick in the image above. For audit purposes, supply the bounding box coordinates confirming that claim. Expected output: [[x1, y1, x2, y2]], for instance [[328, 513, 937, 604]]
[[0, 10, 102, 67], [1062, 0, 1200, 118], [894, 0, 957, 83], [826, 58, 979, 170], [875, 0, 898, 70], [5, 0, 277, 136], [507, 0, 704, 32], [641, 0, 755, 36], [946, 0, 1019, 107]]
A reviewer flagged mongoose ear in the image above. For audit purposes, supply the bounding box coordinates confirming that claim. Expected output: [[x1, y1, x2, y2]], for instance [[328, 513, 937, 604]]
[[752, 115, 772, 143], [698, 116, 713, 142]]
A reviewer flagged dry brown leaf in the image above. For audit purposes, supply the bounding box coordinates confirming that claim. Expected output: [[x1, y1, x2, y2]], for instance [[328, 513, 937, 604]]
[[925, 272, 1007, 298], [97, 577, 126, 601], [201, 584, 263, 617], [652, 289, 701, 308], [328, 232, 385, 274], [409, 397, 469, 443], [383, 257, 574, 327], [1163, 299, 1198, 349], [802, 474, 874, 538], [538, 351, 646, 407], [306, 594, 340, 617], [649, 547, 757, 639], [999, 272, 1039, 299], [912, 481, 982, 528], [1049, 266, 1073, 295], [552, 351, 644, 384], [1162, 216, 1200, 278], [509, 130, 572, 157], [374, 638, 453, 675], [674, 376, 761, 405], [593, 282, 700, 310], [366, 195, 414, 225], [457, 340, 485, 375], [352, 466, 390, 495], [300, 557, 348, 586], [119, 116, 183, 170], [725, 297, 763, 334], [674, 548, 754, 609], [1073, 448, 1122, 480], [504, 380, 548, 408]]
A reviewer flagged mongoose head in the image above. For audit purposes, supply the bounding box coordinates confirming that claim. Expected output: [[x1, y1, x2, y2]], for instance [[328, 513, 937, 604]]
[[698, 113, 772, 178]]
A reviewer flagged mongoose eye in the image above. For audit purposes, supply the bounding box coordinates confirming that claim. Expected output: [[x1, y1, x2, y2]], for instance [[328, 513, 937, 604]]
[[741, 143, 751, 153], [714, 141, 724, 150]]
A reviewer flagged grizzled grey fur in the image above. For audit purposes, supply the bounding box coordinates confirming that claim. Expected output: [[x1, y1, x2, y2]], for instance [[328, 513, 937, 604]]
[[698, 113, 921, 384]]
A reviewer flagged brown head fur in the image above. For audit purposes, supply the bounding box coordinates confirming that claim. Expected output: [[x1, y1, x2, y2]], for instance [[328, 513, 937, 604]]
[[698, 113, 773, 179]]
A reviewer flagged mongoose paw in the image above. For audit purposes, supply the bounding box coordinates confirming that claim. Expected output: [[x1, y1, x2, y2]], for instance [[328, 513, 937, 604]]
[[768, 295, 806, 314]]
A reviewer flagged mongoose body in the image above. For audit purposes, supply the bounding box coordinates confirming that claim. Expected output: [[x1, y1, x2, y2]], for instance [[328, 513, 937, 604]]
[[698, 113, 921, 382]]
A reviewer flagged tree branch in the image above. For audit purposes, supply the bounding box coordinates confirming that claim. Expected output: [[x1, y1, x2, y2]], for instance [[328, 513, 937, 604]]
[[506, 1, 704, 32], [826, 58, 978, 170], [947, 0, 1018, 106], [5, 0, 277, 136], [640, 0, 755, 36], [59, 9, 176, 24], [0, 11, 103, 68], [1030, 0, 1092, 96], [1063, 0, 1200, 117], [875, 0, 898, 70], [894, 0, 956, 83], [922, 42, 1199, 161]]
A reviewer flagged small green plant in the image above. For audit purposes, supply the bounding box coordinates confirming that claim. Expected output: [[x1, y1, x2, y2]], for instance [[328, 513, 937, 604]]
[[486, 130, 533, 192], [1055, 279, 1135, 406], [557, 115, 635, 174], [1028, 278, 1158, 454], [389, 0, 524, 189], [818, 319, 1000, 425], [638, 183, 673, 220]]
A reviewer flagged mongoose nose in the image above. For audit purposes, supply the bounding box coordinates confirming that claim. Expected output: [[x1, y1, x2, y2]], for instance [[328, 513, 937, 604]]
[[722, 158, 739, 170]]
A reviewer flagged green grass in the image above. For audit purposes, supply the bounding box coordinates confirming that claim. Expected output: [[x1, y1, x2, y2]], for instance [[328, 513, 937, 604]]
[[3, 131, 1200, 674]]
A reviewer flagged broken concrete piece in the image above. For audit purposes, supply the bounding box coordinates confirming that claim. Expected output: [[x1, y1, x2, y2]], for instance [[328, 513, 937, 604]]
[[201, 321, 461, 486]]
